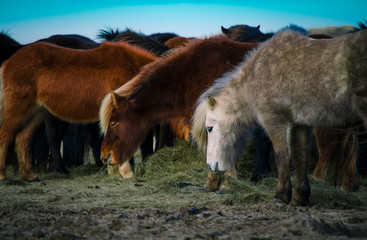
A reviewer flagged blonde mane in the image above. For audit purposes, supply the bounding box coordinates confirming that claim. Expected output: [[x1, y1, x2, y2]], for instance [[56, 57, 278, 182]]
[[191, 99, 209, 152], [99, 61, 157, 134]]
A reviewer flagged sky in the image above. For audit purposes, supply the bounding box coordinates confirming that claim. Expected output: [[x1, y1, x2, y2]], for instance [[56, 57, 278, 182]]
[[1, 1, 366, 44]]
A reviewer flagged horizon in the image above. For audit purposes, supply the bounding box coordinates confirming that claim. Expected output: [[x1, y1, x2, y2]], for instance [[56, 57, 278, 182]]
[[1, 1, 366, 44]]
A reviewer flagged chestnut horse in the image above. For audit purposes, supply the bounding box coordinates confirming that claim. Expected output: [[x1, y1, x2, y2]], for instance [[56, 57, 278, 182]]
[[0, 41, 158, 181], [0, 32, 105, 174], [99, 37, 258, 191]]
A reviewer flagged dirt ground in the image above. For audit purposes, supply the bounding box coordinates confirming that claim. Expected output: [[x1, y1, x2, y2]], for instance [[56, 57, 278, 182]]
[[1, 141, 367, 240]]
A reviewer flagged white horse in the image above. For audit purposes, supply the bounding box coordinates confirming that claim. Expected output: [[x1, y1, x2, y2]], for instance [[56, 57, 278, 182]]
[[192, 29, 367, 205]]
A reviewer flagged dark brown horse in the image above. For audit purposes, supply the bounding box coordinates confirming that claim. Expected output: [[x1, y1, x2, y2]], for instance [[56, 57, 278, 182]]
[[0, 41, 158, 181], [99, 37, 258, 190]]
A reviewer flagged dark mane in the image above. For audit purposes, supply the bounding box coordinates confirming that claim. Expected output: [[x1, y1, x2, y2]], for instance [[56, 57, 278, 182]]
[[148, 32, 179, 43], [97, 27, 120, 41], [0, 31, 21, 46], [358, 19, 367, 30], [110, 28, 170, 56], [0, 31, 23, 65]]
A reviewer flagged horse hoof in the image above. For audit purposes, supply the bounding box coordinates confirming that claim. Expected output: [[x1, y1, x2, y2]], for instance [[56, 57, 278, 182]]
[[30, 177, 40, 182], [202, 186, 216, 192], [293, 195, 310, 206]]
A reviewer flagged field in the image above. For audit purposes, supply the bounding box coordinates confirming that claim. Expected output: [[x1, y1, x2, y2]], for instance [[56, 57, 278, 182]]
[[1, 140, 366, 239]]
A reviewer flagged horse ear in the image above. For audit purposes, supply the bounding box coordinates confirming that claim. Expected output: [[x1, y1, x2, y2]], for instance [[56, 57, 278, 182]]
[[257, 25, 260, 29], [207, 96, 217, 109], [221, 26, 229, 34], [110, 91, 123, 109]]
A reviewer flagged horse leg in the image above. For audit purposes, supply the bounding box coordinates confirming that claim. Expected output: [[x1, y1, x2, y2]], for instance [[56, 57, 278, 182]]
[[289, 125, 312, 206], [44, 114, 69, 174], [265, 121, 292, 204], [218, 167, 237, 194], [118, 160, 134, 178], [203, 171, 222, 191], [251, 127, 272, 182], [0, 98, 40, 180], [313, 129, 338, 180], [0, 132, 15, 180], [15, 112, 47, 181], [357, 126, 367, 177], [86, 122, 103, 167], [140, 128, 154, 160], [340, 132, 358, 191]]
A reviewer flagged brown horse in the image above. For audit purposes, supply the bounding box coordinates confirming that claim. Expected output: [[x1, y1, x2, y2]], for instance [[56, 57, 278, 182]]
[[0, 41, 158, 181], [99, 37, 258, 190]]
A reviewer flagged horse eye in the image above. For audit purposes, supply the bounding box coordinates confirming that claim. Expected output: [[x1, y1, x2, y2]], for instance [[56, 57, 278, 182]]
[[206, 126, 213, 133], [110, 121, 117, 127]]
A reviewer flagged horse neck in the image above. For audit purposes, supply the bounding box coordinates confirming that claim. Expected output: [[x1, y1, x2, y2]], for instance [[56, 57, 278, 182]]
[[123, 40, 258, 124]]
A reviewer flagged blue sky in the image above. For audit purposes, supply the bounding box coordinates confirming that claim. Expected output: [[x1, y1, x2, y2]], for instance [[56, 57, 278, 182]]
[[1, 1, 366, 44]]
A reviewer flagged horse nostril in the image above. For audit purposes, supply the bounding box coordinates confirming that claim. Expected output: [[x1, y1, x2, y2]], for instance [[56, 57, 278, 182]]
[[208, 162, 220, 174]]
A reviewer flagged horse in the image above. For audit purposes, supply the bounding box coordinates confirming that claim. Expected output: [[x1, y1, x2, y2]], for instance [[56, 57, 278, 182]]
[[0, 32, 106, 175], [223, 23, 365, 190], [0, 41, 158, 181], [98, 27, 186, 153], [192, 29, 367, 205], [98, 36, 258, 191], [311, 21, 367, 191], [308, 24, 359, 37], [0, 31, 23, 65], [221, 24, 312, 182]]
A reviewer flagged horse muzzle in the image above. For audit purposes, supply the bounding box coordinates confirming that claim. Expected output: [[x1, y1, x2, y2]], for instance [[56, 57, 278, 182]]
[[207, 162, 225, 174]]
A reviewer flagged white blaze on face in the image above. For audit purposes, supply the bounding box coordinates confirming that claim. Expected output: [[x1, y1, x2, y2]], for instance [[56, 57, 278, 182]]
[[205, 108, 234, 172]]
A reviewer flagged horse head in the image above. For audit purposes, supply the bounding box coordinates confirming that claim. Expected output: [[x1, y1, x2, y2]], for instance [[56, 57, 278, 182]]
[[193, 91, 248, 174], [221, 24, 263, 42], [100, 89, 151, 166]]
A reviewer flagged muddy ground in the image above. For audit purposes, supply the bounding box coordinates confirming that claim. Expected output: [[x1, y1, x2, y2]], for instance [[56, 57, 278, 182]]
[[1, 141, 366, 239]]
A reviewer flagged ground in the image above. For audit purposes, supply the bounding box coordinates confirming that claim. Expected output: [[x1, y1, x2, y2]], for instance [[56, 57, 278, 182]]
[[1, 140, 366, 239]]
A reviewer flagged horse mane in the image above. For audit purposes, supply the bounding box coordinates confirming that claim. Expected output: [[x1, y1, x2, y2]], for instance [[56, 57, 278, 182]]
[[358, 19, 367, 30], [99, 60, 157, 134], [0, 31, 21, 46], [97, 27, 120, 41], [109, 28, 170, 57], [148, 32, 179, 43], [100, 36, 245, 134]]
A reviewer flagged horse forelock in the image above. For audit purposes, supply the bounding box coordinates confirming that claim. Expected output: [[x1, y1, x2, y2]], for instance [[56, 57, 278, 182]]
[[99, 92, 113, 134]]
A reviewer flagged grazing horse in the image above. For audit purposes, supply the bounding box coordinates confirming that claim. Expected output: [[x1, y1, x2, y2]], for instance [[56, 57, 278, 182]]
[[192, 29, 367, 205], [221, 24, 310, 182], [99, 37, 258, 190], [0, 41, 158, 181], [99, 27, 185, 152], [223, 23, 365, 190]]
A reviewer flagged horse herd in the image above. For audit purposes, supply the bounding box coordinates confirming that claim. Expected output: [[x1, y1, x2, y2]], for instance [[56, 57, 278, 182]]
[[1, 22, 366, 205]]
